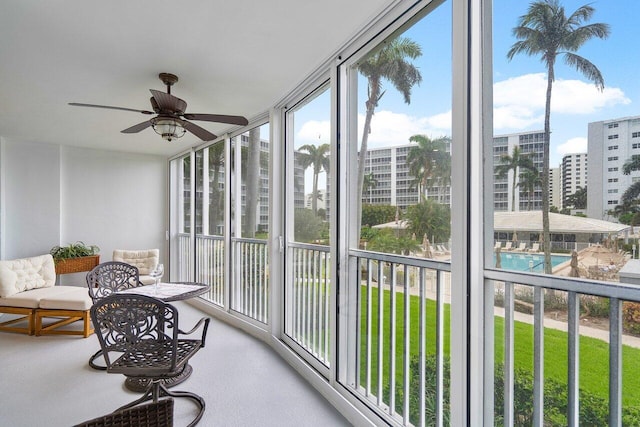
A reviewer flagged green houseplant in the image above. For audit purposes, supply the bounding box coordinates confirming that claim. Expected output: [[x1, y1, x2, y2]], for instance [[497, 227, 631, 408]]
[[50, 241, 100, 274]]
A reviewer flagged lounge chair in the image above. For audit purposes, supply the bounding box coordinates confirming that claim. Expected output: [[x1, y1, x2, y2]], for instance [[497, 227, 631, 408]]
[[494, 241, 502, 250], [437, 245, 450, 254], [528, 243, 539, 252], [514, 243, 527, 252], [504, 242, 513, 251]]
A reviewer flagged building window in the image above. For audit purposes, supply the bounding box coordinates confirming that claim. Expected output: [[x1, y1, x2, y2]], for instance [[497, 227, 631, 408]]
[[608, 134, 619, 139], [608, 200, 619, 205], [608, 167, 619, 172], [608, 145, 619, 150], [608, 156, 619, 161], [608, 189, 619, 193], [608, 123, 619, 129], [633, 132, 640, 138]]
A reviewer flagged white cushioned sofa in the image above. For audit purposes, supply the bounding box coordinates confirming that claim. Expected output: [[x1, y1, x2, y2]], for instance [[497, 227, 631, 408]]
[[112, 249, 159, 285], [0, 254, 93, 337]]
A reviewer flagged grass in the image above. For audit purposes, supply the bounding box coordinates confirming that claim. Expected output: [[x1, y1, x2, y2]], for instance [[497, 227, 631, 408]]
[[360, 284, 640, 408]]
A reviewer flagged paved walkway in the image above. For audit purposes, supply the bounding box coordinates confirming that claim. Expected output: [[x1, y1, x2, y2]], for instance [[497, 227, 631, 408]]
[[493, 306, 640, 349]]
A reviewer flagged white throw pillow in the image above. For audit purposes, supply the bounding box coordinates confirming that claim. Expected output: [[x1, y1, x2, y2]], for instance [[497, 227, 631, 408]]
[[0, 254, 56, 298]]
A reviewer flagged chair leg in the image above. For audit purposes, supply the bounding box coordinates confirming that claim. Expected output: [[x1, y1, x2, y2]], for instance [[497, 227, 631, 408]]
[[116, 380, 205, 427], [88, 349, 107, 370], [115, 385, 156, 412], [158, 383, 205, 427]]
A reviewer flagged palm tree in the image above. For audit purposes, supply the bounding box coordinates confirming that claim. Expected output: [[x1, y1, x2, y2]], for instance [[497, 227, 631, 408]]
[[565, 186, 587, 210], [207, 142, 225, 235], [405, 199, 451, 245], [517, 168, 542, 211], [508, 0, 609, 273], [356, 37, 422, 233], [244, 127, 261, 237], [298, 143, 330, 215], [495, 146, 536, 212], [363, 173, 378, 203], [623, 155, 640, 175], [406, 135, 450, 201]]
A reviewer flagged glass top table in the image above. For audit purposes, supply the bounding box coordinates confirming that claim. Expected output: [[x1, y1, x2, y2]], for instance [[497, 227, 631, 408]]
[[118, 282, 209, 302]]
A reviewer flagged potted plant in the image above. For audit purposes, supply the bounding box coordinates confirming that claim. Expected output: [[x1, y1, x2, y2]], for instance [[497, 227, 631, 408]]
[[50, 241, 100, 275]]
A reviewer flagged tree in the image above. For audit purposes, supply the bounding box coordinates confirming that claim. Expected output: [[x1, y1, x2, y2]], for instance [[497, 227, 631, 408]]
[[623, 155, 640, 175], [363, 173, 378, 203], [565, 186, 587, 210], [361, 204, 397, 228], [294, 208, 324, 243], [517, 168, 542, 211], [495, 145, 536, 212], [357, 37, 422, 234], [405, 199, 451, 245], [206, 142, 225, 235], [406, 135, 451, 202], [508, 0, 609, 273], [244, 127, 261, 238], [298, 143, 330, 215]]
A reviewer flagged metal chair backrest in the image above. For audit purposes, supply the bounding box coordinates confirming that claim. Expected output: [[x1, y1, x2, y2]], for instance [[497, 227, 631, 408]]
[[86, 261, 140, 302], [91, 293, 179, 372]]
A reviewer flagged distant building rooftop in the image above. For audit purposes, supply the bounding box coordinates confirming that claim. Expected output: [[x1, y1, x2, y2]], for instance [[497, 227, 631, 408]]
[[494, 211, 629, 235]]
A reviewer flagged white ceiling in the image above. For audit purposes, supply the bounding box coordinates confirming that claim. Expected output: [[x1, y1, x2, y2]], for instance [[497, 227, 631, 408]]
[[0, 0, 391, 157]]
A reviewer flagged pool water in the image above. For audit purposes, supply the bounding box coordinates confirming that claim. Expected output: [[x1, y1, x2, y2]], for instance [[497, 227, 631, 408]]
[[494, 252, 570, 273]]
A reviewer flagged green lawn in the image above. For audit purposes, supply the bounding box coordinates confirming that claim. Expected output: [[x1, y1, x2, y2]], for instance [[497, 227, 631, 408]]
[[360, 285, 640, 407]]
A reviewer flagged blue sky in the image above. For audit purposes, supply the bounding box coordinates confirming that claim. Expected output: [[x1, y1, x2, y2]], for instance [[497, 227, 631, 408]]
[[295, 0, 639, 187]]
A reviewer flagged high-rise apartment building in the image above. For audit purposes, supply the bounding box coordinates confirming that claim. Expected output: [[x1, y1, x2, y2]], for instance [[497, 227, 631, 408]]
[[561, 153, 587, 209], [493, 130, 545, 211], [587, 115, 640, 220], [361, 142, 451, 211], [549, 167, 562, 209]]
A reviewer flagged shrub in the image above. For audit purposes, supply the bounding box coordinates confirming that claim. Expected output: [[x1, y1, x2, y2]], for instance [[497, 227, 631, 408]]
[[580, 296, 609, 318], [394, 354, 640, 426], [622, 301, 640, 335]]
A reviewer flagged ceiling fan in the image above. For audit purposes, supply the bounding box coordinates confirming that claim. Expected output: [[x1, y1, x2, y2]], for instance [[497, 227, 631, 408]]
[[69, 73, 248, 142]]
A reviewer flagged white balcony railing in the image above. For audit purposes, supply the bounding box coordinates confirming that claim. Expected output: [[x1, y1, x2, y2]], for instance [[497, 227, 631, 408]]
[[349, 249, 451, 426], [485, 269, 640, 426], [177, 232, 640, 425], [288, 243, 331, 366], [176, 233, 268, 323]]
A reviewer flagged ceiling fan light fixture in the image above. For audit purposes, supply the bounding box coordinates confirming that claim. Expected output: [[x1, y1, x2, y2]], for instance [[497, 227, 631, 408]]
[[151, 117, 186, 141]]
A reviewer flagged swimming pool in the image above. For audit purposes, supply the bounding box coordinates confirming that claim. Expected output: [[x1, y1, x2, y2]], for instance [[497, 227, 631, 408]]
[[494, 252, 570, 273]]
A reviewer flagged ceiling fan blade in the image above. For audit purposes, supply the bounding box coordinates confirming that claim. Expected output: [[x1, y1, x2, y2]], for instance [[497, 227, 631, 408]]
[[183, 113, 248, 126], [182, 120, 217, 141], [69, 103, 154, 115], [121, 120, 153, 134], [149, 89, 187, 113]]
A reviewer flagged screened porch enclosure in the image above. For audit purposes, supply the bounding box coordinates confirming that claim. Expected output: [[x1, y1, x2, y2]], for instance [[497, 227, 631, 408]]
[[166, 0, 640, 425]]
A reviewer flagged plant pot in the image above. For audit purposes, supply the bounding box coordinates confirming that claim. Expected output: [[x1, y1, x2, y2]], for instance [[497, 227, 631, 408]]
[[54, 255, 101, 275]]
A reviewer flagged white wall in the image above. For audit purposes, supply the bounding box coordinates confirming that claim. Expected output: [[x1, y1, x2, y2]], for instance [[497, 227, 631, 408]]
[[1, 139, 61, 259], [0, 140, 167, 285]]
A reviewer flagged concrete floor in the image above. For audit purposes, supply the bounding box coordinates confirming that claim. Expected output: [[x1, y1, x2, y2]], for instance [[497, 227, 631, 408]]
[[0, 302, 351, 427]]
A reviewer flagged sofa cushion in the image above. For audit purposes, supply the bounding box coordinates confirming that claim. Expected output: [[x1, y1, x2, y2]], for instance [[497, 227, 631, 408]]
[[112, 249, 159, 275], [0, 286, 73, 308], [38, 286, 92, 311], [139, 275, 156, 285], [0, 254, 56, 298]]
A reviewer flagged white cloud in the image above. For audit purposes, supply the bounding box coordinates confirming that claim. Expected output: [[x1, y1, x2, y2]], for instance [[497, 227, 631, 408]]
[[297, 120, 330, 145], [493, 73, 630, 130], [358, 110, 452, 148], [556, 137, 588, 157]]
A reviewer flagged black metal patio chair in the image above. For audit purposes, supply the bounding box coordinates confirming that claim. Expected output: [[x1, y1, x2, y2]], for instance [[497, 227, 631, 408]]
[[91, 293, 210, 427], [86, 261, 141, 370]]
